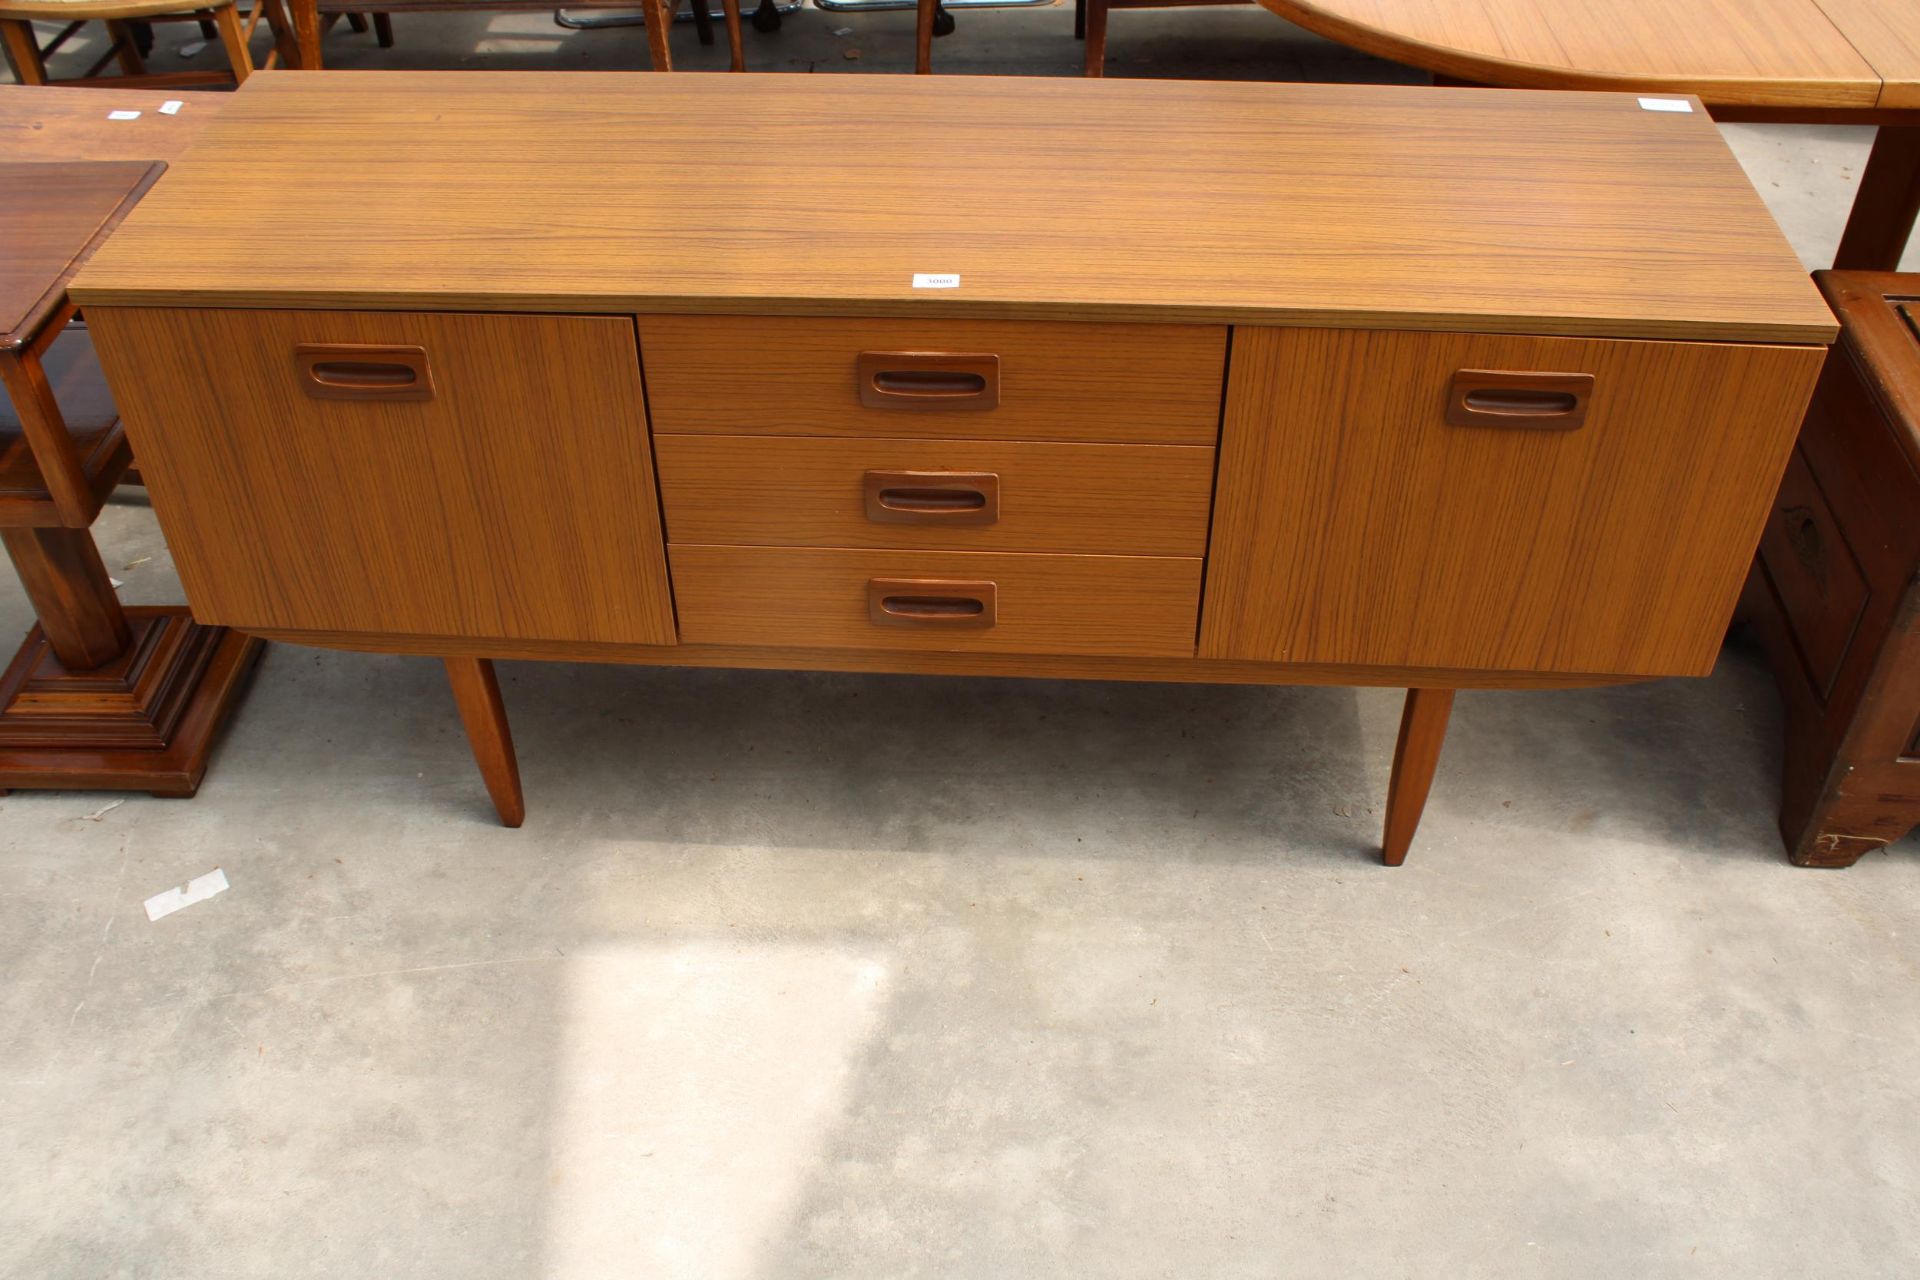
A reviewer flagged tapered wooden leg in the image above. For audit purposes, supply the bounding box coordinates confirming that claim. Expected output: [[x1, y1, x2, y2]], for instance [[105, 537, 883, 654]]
[[1082, 0, 1105, 76], [289, 0, 321, 67], [641, 0, 672, 70], [720, 0, 741, 70], [914, 0, 934, 73], [444, 657, 524, 827], [212, 3, 253, 81], [1382, 687, 1455, 866], [255, 0, 298, 67], [0, 20, 48, 84], [1835, 126, 1920, 270], [688, 0, 713, 46], [372, 11, 392, 45], [105, 19, 146, 73]]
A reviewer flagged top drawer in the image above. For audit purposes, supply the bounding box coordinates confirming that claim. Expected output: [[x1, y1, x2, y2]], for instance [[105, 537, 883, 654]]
[[637, 316, 1226, 445]]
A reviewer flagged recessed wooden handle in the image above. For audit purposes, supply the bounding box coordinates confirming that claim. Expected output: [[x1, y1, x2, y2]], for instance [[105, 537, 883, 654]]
[[296, 343, 434, 401], [857, 352, 999, 411], [867, 577, 997, 627], [863, 470, 1001, 525], [1446, 370, 1593, 429]]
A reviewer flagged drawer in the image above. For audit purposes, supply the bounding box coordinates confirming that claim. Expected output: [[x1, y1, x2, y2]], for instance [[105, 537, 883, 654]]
[[637, 316, 1225, 445], [654, 435, 1215, 555], [85, 307, 676, 645], [1756, 445, 1870, 701], [671, 546, 1201, 656], [1202, 327, 1826, 676]]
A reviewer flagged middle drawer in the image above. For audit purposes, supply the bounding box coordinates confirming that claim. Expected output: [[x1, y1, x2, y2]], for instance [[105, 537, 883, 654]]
[[654, 435, 1216, 555]]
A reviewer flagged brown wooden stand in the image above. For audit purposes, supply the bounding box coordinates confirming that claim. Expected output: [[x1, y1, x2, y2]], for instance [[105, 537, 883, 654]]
[[0, 527, 260, 797], [1, 162, 262, 800], [1382, 687, 1455, 866], [444, 656, 524, 826]]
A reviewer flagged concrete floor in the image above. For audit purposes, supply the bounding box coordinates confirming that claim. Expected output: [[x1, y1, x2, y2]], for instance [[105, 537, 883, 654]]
[[5, 10, 1920, 1279]]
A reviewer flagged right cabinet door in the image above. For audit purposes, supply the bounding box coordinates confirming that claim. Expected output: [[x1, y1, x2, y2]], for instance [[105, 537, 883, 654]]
[[1200, 327, 1824, 677]]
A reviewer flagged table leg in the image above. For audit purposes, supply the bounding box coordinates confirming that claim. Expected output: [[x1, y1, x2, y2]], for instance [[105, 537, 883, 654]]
[[1382, 687, 1455, 866], [445, 657, 524, 827], [1082, 0, 1106, 76], [0, 18, 49, 84], [1835, 126, 1920, 271], [0, 527, 260, 797], [721, 0, 741, 71], [289, 0, 322, 68]]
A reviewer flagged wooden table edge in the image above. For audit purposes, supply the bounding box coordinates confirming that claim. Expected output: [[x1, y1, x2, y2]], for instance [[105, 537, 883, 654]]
[[63, 288, 1840, 346], [1254, 0, 1887, 110]]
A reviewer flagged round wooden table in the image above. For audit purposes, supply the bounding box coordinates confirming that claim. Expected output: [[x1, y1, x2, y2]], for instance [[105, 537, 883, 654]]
[[1257, 0, 1920, 269]]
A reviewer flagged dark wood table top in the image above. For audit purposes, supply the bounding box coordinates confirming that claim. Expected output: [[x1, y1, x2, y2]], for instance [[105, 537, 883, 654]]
[[1, 161, 164, 352], [0, 85, 223, 163]]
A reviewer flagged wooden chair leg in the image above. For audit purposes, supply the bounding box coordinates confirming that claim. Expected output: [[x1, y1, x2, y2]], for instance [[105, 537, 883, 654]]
[[720, 0, 740, 70], [641, 0, 672, 70], [688, 0, 712, 46], [253, 0, 298, 67], [0, 18, 49, 84], [105, 18, 147, 73], [1082, 0, 1105, 76], [372, 10, 391, 44], [445, 657, 524, 828], [1382, 687, 1455, 866], [212, 2, 253, 80], [344, 10, 366, 29], [914, 0, 934, 73], [1073, 0, 1084, 38], [289, 0, 320, 67]]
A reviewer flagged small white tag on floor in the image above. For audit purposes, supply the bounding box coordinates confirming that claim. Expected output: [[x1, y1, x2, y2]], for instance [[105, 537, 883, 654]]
[[159, 100, 184, 115], [1637, 97, 1693, 113], [107, 110, 141, 121], [912, 273, 960, 289], [145, 868, 229, 922]]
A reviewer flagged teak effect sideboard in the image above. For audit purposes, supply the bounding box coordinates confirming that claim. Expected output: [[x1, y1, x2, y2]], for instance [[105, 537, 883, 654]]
[[71, 73, 1836, 862]]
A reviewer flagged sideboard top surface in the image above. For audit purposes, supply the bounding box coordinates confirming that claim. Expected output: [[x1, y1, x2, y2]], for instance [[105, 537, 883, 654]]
[[71, 72, 1835, 344]]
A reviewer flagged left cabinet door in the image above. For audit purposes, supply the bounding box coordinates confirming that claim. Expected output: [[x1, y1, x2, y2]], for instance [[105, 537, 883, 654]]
[[88, 307, 677, 646]]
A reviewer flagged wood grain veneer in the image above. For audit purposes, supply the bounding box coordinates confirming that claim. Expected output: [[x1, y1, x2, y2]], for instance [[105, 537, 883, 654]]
[[670, 545, 1202, 658], [0, 86, 221, 163], [1813, 0, 1920, 109], [1255, 0, 1883, 109], [1200, 328, 1825, 676], [233, 626, 1650, 691], [639, 316, 1225, 444], [68, 73, 1834, 345], [655, 435, 1215, 555], [85, 306, 677, 646]]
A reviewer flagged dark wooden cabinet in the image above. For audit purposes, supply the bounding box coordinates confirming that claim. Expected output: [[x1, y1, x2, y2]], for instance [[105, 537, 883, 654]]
[[1745, 272, 1920, 866]]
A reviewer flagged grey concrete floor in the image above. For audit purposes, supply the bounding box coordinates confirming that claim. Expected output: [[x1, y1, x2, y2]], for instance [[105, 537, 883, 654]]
[[5, 11, 1920, 1280]]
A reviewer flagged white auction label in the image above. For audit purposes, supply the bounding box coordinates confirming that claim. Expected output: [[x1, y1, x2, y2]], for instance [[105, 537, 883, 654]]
[[107, 110, 142, 121], [145, 868, 229, 922], [1637, 97, 1693, 113], [912, 273, 961, 289]]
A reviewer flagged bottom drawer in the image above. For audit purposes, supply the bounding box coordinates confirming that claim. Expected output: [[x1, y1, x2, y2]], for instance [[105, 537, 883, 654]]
[[671, 546, 1201, 656]]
